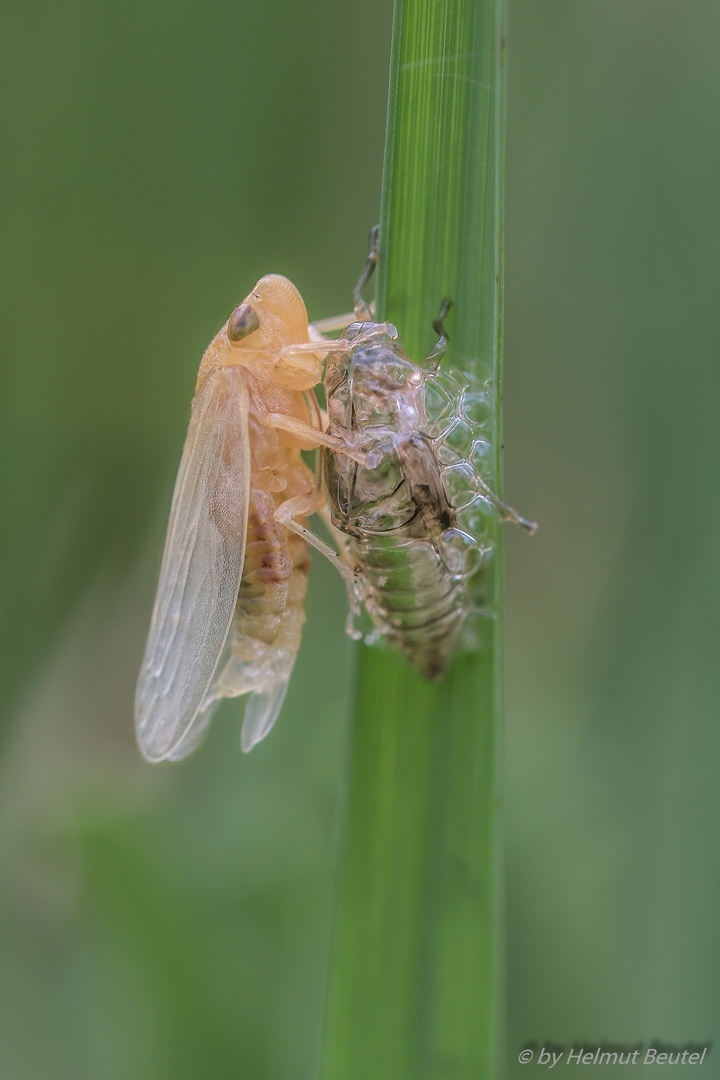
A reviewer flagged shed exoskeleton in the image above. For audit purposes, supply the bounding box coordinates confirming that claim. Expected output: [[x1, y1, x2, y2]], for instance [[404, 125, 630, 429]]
[[320, 232, 536, 679]]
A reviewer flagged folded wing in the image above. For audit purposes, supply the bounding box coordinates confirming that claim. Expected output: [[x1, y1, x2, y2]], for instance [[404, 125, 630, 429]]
[[135, 365, 250, 762]]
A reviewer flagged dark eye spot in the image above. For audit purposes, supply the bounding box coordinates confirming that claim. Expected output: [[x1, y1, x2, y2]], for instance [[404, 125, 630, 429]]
[[227, 303, 260, 344]]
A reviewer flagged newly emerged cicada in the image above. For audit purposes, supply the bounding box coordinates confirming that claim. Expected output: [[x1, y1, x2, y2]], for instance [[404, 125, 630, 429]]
[[321, 231, 537, 679], [135, 275, 357, 761]]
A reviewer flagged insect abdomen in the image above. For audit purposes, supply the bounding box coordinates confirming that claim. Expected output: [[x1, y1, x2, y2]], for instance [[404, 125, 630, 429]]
[[353, 534, 466, 680], [231, 486, 309, 656]]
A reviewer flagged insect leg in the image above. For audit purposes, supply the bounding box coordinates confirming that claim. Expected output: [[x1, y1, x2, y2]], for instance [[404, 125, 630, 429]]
[[471, 475, 538, 534], [315, 502, 367, 638], [274, 494, 356, 587], [353, 224, 380, 319], [280, 339, 351, 358], [301, 321, 397, 350], [309, 313, 355, 337], [262, 412, 368, 466], [422, 298, 453, 371], [307, 227, 380, 334]]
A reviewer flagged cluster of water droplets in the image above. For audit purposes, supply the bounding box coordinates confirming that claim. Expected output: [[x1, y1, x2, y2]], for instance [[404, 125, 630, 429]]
[[420, 366, 496, 564]]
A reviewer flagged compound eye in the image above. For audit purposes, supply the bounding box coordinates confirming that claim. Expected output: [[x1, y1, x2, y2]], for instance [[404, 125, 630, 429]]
[[227, 303, 260, 344]]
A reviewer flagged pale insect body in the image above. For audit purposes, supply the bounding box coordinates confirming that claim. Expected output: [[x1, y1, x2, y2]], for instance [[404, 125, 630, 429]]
[[320, 240, 536, 679], [135, 275, 353, 762]]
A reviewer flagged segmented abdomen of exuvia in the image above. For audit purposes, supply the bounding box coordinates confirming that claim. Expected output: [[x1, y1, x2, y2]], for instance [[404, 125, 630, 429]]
[[324, 416, 467, 679], [351, 533, 465, 681]]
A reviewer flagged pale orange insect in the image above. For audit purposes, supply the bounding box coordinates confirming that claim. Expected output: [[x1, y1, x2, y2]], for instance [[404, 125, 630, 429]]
[[135, 275, 353, 761]]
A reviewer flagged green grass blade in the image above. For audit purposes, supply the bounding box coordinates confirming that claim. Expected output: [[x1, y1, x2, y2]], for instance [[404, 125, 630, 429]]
[[322, 2, 507, 1078]]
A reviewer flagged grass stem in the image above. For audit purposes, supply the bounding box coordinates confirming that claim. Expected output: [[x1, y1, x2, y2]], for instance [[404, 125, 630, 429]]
[[322, 2, 507, 1076]]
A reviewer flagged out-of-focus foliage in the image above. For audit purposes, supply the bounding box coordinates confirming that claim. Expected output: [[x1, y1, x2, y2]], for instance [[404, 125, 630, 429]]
[[0, 0, 718, 1076], [504, 2, 720, 1071], [0, 1, 390, 1076]]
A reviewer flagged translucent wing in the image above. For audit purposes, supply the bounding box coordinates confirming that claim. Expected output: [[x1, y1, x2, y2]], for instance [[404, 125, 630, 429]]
[[240, 678, 291, 753], [135, 365, 250, 763], [164, 694, 220, 762]]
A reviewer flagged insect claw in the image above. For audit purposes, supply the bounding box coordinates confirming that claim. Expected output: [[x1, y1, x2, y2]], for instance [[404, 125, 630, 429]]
[[432, 298, 453, 338], [516, 515, 538, 535], [472, 475, 537, 533], [352, 224, 380, 319]]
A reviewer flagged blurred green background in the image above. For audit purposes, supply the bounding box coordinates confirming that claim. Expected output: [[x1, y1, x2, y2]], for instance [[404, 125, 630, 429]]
[[1, 1, 718, 1076]]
